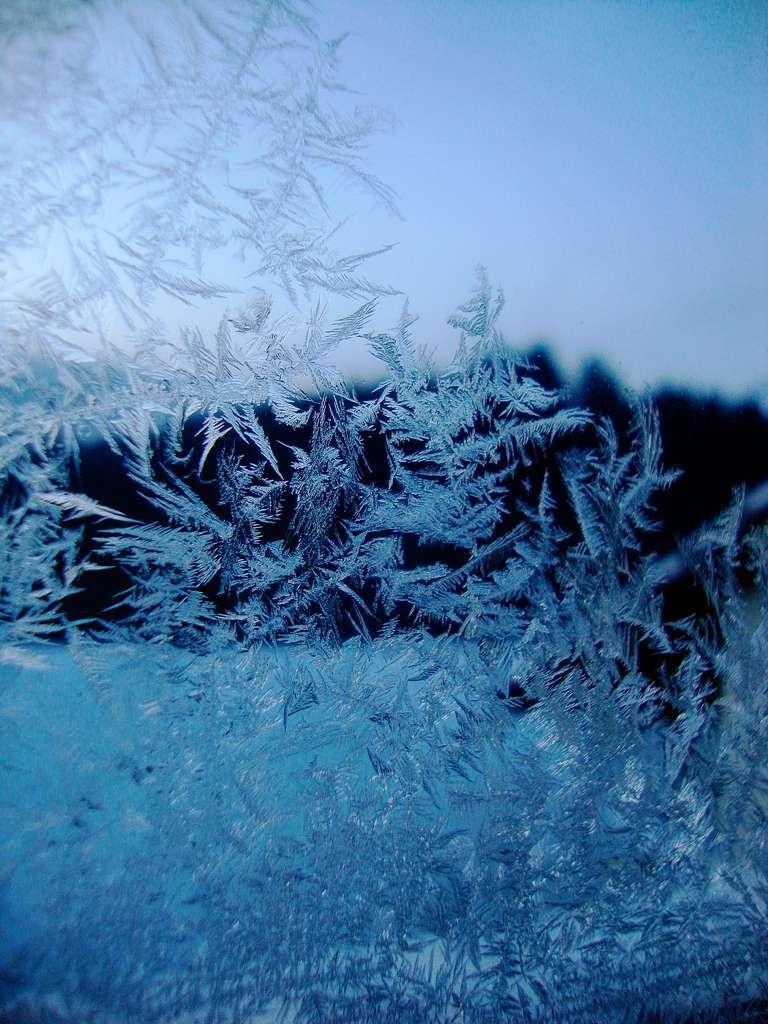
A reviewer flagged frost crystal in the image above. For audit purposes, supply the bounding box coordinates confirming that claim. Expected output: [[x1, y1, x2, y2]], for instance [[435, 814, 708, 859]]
[[1, 3, 766, 1022]]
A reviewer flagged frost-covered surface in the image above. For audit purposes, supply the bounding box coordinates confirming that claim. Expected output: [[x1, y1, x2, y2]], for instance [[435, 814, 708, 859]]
[[2, 1, 768, 1021], [1, 633, 766, 1023]]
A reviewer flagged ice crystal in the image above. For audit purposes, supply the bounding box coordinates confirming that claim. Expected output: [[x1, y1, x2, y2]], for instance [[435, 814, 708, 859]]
[[0, 2, 766, 1022]]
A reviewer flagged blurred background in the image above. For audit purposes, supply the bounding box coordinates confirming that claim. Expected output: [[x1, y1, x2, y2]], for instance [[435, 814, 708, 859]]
[[319, 0, 768, 396], [2, 0, 767, 401]]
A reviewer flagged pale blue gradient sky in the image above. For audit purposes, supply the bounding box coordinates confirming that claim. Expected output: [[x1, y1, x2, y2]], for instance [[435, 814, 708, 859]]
[[320, 0, 767, 395], [5, 0, 766, 398]]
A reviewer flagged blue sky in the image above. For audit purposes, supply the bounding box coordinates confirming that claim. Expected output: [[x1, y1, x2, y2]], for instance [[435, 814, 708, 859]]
[[4, 0, 766, 399], [320, 0, 767, 396]]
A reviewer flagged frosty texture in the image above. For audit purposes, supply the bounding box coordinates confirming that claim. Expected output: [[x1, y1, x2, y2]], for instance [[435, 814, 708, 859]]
[[1, 2, 766, 1021]]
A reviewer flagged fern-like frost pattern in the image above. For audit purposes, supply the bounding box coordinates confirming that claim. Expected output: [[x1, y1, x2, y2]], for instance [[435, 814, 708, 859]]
[[0, 3, 766, 1023]]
